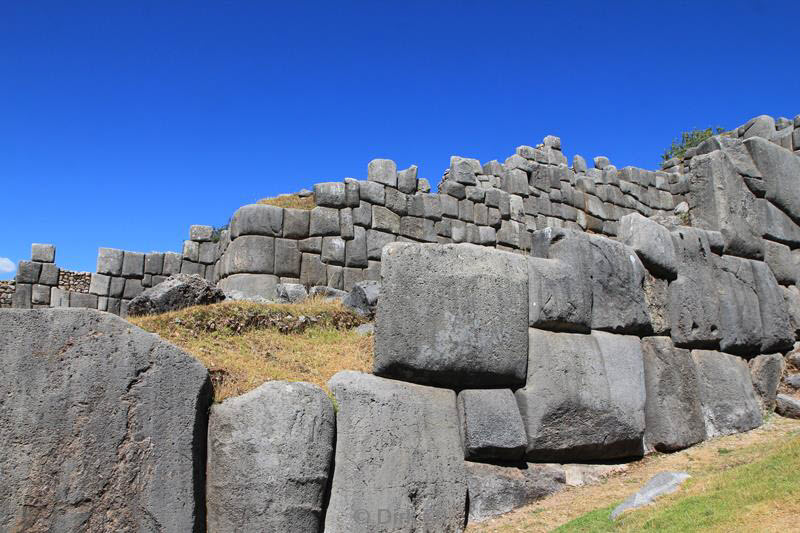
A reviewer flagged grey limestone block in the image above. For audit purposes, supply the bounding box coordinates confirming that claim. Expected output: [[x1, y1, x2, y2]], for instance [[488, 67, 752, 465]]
[[465, 185, 485, 203], [365, 260, 381, 281], [528, 256, 592, 333], [121, 251, 145, 278], [482, 160, 504, 176], [207, 381, 334, 533], [97, 296, 108, 312], [123, 278, 144, 300], [342, 267, 366, 291], [31, 284, 50, 305], [594, 156, 610, 169], [367, 158, 397, 187], [198, 242, 217, 265], [344, 178, 360, 207], [751, 259, 794, 352], [450, 156, 480, 185], [189, 224, 213, 242], [142, 274, 153, 287], [618, 212, 677, 279], [321, 236, 346, 266], [298, 236, 323, 254], [108, 276, 126, 298], [127, 274, 225, 317], [375, 243, 528, 388], [12, 283, 32, 309], [163, 252, 183, 276], [692, 349, 763, 437], [223, 235, 275, 275], [458, 198, 475, 222], [371, 205, 401, 234], [715, 255, 763, 355], [276, 283, 308, 303], [16, 260, 41, 284], [477, 226, 496, 245], [776, 394, 800, 419], [326, 265, 344, 290], [274, 238, 302, 277], [357, 180, 385, 205], [417, 178, 431, 193], [474, 203, 488, 226], [457, 389, 527, 461], [763, 240, 799, 285], [144, 252, 164, 275], [783, 285, 800, 335], [641, 337, 706, 452], [313, 182, 347, 207], [31, 243, 55, 263], [339, 208, 354, 239], [503, 169, 528, 196], [440, 179, 466, 199], [300, 253, 327, 286], [89, 273, 112, 296], [308, 206, 340, 236], [183, 240, 200, 262], [760, 198, 800, 246], [742, 115, 776, 140], [38, 263, 59, 286], [465, 462, 565, 524], [397, 165, 418, 193], [352, 200, 372, 227], [68, 292, 99, 309], [643, 271, 670, 336], [218, 273, 279, 300], [0, 308, 211, 532], [366, 229, 395, 260], [282, 208, 310, 239], [573, 154, 587, 174], [96, 248, 124, 277], [749, 353, 785, 412], [345, 226, 368, 268], [745, 136, 800, 224], [440, 194, 459, 217], [324, 371, 467, 533], [515, 329, 646, 461], [230, 204, 284, 238], [50, 287, 69, 308], [385, 187, 409, 216]]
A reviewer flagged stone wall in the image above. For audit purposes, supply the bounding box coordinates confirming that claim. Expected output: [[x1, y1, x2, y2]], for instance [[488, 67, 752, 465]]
[[57, 269, 91, 293], [0, 280, 14, 308]]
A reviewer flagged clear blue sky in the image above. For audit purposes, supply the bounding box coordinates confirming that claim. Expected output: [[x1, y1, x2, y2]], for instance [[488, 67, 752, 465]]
[[2, 1, 799, 279]]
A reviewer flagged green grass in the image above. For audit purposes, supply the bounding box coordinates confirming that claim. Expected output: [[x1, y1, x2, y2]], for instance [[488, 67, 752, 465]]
[[553, 434, 800, 532]]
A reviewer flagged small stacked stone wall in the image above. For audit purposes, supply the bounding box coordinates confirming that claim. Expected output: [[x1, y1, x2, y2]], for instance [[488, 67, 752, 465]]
[[12, 244, 60, 309], [57, 269, 91, 293], [0, 280, 15, 308]]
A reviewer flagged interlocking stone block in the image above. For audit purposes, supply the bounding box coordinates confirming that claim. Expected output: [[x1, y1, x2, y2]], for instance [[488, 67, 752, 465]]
[[31, 243, 55, 263], [230, 204, 284, 238], [190, 225, 213, 242], [457, 389, 527, 461]]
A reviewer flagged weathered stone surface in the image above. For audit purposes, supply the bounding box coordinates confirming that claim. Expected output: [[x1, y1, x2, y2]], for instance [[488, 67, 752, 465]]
[[309, 206, 341, 236], [763, 240, 798, 285], [31, 243, 55, 263], [183, 240, 200, 262], [375, 243, 528, 388], [97, 247, 124, 276], [123, 278, 144, 300], [372, 205, 401, 234], [692, 349, 763, 437], [223, 235, 274, 275], [300, 253, 327, 286], [15, 260, 41, 284], [465, 462, 565, 523], [144, 252, 165, 275], [715, 255, 763, 355], [516, 329, 646, 461], [38, 263, 59, 286], [366, 229, 395, 260], [528, 256, 591, 332], [163, 252, 182, 275], [749, 353, 784, 412], [342, 280, 379, 317], [745, 136, 800, 223], [368, 159, 397, 187], [207, 381, 334, 533], [198, 242, 217, 264], [643, 271, 670, 335], [783, 285, 800, 335], [122, 251, 145, 278], [321, 236, 346, 266], [189, 224, 213, 242], [282, 208, 310, 239], [457, 389, 527, 461], [230, 204, 284, 238], [274, 238, 302, 277], [0, 308, 211, 532], [397, 165, 418, 193], [563, 464, 629, 487], [325, 371, 467, 533], [750, 259, 794, 352], [760, 199, 800, 246], [313, 182, 346, 207], [276, 282, 308, 303], [611, 472, 690, 520], [218, 273, 279, 300], [641, 337, 706, 452], [345, 226, 368, 267], [618, 212, 677, 279], [127, 274, 225, 316], [776, 394, 800, 419]]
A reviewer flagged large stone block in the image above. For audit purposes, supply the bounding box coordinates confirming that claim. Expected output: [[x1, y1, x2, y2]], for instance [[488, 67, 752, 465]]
[[0, 309, 211, 532], [366, 229, 395, 260], [692, 349, 763, 437], [230, 204, 284, 238], [763, 240, 798, 285], [783, 285, 800, 335], [128, 274, 225, 316], [313, 182, 347, 207], [618, 212, 677, 279], [223, 235, 275, 275], [282, 208, 310, 239], [750, 259, 794, 352], [207, 381, 334, 533], [163, 251, 182, 276], [31, 284, 50, 305], [641, 337, 706, 452], [189, 224, 213, 242], [345, 226, 368, 267], [218, 273, 279, 300], [368, 159, 397, 187], [300, 253, 327, 286], [89, 273, 111, 296], [372, 205, 401, 233], [144, 252, 165, 275], [715, 255, 763, 355], [31, 243, 55, 263], [516, 329, 646, 461], [96, 248, 123, 276], [760, 199, 800, 246], [183, 240, 200, 262], [457, 389, 527, 461], [308, 206, 340, 236], [198, 242, 217, 264], [749, 353, 784, 412], [745, 136, 800, 223], [274, 238, 301, 277], [358, 180, 385, 204], [465, 462, 565, 523], [321, 236, 346, 266], [325, 371, 467, 533], [528, 256, 591, 332], [38, 263, 59, 286], [375, 243, 528, 388], [121, 251, 144, 278], [11, 283, 31, 309], [16, 260, 41, 284]]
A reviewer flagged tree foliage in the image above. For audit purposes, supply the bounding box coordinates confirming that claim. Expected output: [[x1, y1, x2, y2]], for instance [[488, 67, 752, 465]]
[[662, 126, 725, 162]]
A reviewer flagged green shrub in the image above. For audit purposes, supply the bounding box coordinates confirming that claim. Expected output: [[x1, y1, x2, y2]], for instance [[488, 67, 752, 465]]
[[662, 127, 725, 162]]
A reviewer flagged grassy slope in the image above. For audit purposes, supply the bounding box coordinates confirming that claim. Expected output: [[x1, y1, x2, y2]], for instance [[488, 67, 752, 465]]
[[469, 416, 800, 533], [130, 300, 372, 402]]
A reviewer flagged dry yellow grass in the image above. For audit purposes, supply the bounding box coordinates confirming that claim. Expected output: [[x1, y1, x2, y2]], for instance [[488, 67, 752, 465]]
[[469, 415, 800, 532], [257, 193, 315, 210], [130, 299, 372, 402]]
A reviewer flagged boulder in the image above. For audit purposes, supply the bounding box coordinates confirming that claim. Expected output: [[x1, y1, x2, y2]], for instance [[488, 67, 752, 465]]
[[375, 243, 528, 388], [465, 462, 565, 523], [276, 282, 308, 303], [457, 389, 527, 461], [641, 337, 706, 452], [218, 273, 279, 301], [528, 257, 592, 333], [748, 353, 784, 412], [127, 273, 225, 316], [207, 381, 335, 533], [342, 280, 380, 317], [691, 350, 763, 437], [776, 394, 800, 419], [325, 371, 467, 533], [0, 309, 211, 532], [516, 329, 646, 461], [618, 212, 677, 279], [308, 285, 347, 302]]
